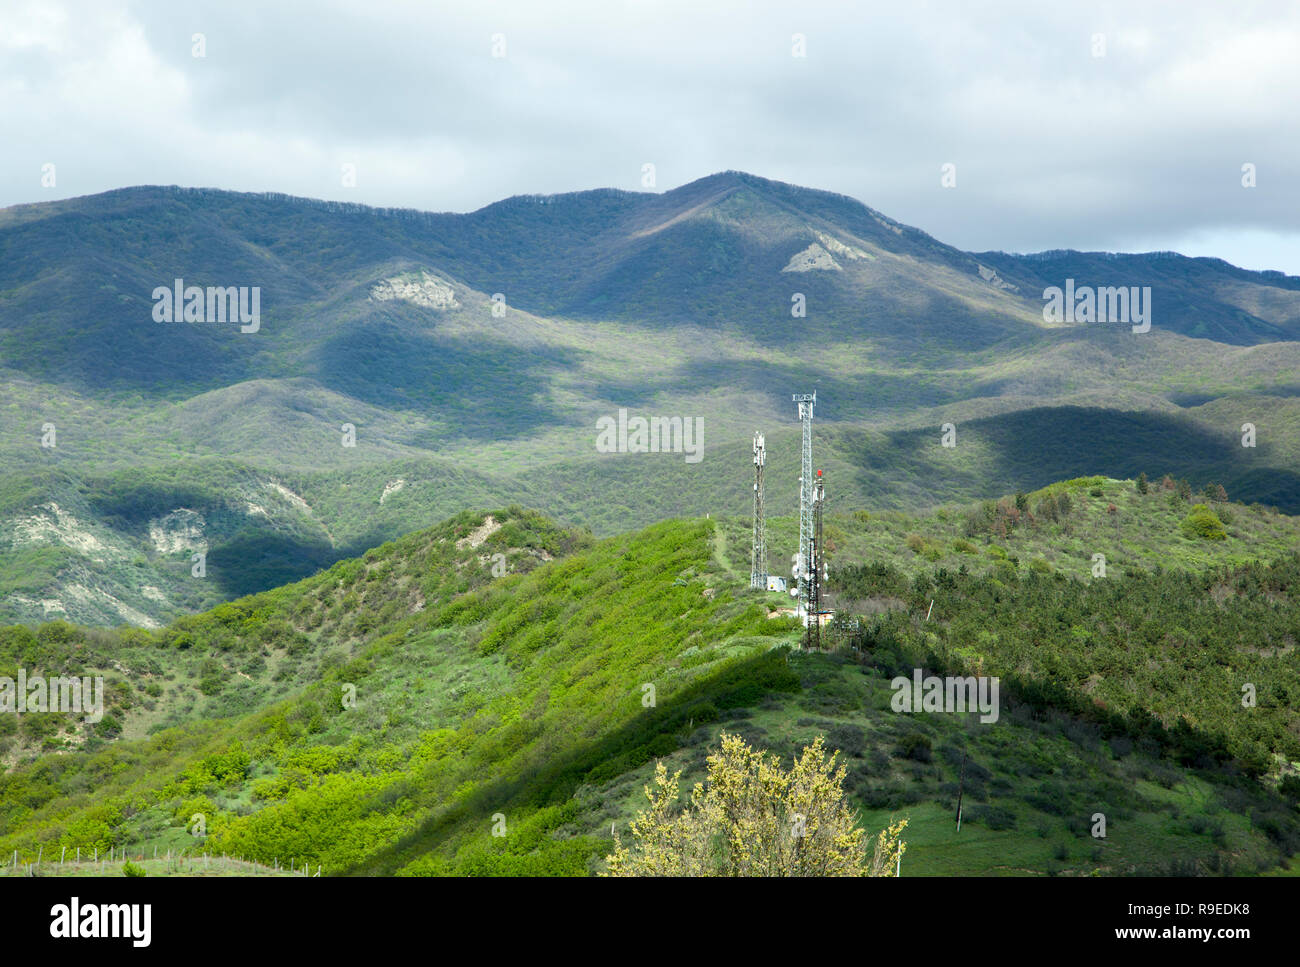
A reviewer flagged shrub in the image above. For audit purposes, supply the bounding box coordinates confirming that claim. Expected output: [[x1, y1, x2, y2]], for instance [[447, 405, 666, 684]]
[[1279, 775, 1300, 803], [896, 732, 932, 762], [95, 714, 122, 738], [1181, 505, 1227, 541], [826, 724, 867, 758], [972, 805, 1017, 830]]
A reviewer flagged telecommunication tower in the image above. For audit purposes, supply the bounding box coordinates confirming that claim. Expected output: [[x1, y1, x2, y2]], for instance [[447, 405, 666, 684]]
[[792, 392, 816, 616], [750, 432, 767, 589], [805, 470, 827, 649]]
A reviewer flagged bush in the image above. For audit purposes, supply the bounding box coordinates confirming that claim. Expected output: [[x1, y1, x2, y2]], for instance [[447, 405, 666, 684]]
[[895, 732, 932, 762], [1181, 505, 1226, 541], [122, 861, 146, 877], [96, 714, 123, 738], [1279, 775, 1300, 803], [971, 804, 1017, 830], [826, 724, 867, 758]]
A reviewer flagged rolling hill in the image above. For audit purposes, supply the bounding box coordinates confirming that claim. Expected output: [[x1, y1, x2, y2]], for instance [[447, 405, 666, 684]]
[[2, 491, 1298, 876]]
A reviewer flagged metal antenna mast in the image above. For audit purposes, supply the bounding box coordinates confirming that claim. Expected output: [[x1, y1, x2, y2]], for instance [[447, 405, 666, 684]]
[[750, 432, 768, 589], [793, 392, 816, 617], [805, 470, 826, 649]]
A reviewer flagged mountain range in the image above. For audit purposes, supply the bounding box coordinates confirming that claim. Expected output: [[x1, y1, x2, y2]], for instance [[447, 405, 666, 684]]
[[2, 171, 1299, 626]]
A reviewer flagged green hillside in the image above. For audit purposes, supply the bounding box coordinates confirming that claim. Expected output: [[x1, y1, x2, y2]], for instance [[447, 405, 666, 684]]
[[3, 496, 1297, 877]]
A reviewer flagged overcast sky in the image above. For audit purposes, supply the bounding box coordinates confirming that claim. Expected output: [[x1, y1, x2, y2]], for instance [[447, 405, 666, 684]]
[[5, 0, 1299, 273]]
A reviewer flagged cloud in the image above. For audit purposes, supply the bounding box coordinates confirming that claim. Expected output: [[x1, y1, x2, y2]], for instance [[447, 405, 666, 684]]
[[3, 0, 1298, 272]]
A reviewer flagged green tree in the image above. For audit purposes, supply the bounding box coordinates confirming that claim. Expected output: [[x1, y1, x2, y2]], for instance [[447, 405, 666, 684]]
[[1136, 472, 1149, 495], [603, 732, 907, 877]]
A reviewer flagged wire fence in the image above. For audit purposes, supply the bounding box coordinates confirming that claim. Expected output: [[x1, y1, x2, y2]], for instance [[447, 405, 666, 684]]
[[3, 845, 322, 877]]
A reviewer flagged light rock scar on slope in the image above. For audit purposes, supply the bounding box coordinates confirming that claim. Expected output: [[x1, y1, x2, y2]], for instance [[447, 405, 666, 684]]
[[267, 481, 312, 514], [148, 509, 207, 555], [456, 515, 501, 549], [782, 243, 841, 273], [12, 502, 112, 559], [64, 582, 161, 629], [369, 271, 459, 309]]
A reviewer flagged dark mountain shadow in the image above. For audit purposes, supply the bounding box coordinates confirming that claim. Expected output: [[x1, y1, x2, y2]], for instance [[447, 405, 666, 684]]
[[589, 356, 978, 418], [881, 406, 1299, 512], [313, 325, 581, 439], [974, 250, 1300, 346], [205, 532, 340, 600]]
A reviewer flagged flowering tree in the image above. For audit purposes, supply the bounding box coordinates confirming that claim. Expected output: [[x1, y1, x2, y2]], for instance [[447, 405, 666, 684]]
[[603, 732, 907, 877]]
